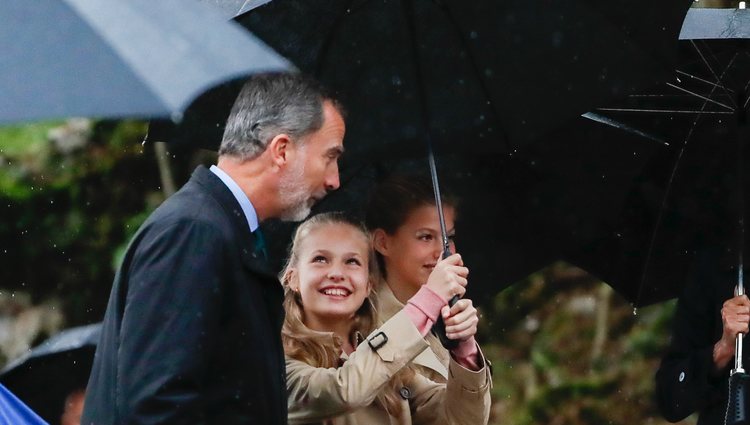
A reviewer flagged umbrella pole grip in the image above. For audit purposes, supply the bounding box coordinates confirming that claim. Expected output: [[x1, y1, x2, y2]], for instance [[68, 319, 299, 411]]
[[736, 333, 746, 375]]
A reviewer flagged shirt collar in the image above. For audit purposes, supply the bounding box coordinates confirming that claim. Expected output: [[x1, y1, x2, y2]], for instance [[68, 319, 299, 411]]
[[209, 164, 259, 232]]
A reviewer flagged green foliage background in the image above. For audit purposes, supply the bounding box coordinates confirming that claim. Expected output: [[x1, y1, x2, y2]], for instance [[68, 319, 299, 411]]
[[0, 120, 697, 424]]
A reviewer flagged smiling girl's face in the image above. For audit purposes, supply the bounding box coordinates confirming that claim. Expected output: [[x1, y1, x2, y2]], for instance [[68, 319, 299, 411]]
[[288, 222, 371, 330]]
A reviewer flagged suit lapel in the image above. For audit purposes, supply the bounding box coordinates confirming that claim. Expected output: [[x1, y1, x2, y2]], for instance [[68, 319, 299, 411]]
[[191, 166, 278, 282]]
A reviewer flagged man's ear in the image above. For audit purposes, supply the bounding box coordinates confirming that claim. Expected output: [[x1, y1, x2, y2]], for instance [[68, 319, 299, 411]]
[[372, 229, 389, 256], [266, 133, 293, 168]]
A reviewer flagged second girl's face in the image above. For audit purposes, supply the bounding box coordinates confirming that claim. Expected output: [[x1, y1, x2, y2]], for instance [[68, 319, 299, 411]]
[[377, 204, 456, 293], [292, 223, 371, 328]]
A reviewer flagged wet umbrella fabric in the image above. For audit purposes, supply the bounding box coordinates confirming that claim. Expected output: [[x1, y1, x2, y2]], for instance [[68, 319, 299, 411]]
[[0, 0, 290, 125], [158, 0, 691, 157], [0, 384, 47, 425], [0, 324, 101, 424], [546, 7, 750, 306], [152, 0, 691, 305]]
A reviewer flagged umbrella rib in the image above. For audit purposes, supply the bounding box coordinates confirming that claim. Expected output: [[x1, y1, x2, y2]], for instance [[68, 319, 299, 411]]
[[635, 59, 725, 305], [582, 112, 668, 145], [691, 40, 739, 109], [666, 82, 734, 111], [676, 70, 736, 94], [597, 107, 733, 115]]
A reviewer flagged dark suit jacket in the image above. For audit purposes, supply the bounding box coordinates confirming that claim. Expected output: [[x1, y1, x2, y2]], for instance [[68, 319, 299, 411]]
[[82, 166, 287, 424], [655, 252, 748, 425]]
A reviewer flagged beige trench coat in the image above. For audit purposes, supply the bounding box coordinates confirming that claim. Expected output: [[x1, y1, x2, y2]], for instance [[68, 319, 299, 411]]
[[286, 311, 491, 425], [375, 281, 453, 383]]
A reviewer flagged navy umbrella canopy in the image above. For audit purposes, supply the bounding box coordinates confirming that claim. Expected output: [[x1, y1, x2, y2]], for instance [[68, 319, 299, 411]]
[[0, 324, 101, 424], [0, 0, 291, 125]]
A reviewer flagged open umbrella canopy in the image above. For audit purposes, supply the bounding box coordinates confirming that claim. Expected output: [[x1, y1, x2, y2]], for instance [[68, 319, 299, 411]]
[[159, 0, 691, 157], [0, 324, 101, 423], [0, 0, 291, 125], [537, 7, 750, 306]]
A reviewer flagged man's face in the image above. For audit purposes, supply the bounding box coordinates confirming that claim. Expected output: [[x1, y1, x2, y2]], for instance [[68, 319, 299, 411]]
[[278, 101, 345, 221]]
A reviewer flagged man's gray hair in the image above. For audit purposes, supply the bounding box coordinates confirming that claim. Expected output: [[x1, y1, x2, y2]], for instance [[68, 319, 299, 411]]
[[219, 73, 339, 161]]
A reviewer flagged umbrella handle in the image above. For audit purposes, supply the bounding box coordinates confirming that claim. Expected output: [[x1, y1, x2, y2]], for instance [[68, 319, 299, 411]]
[[433, 296, 460, 350], [735, 282, 746, 375]]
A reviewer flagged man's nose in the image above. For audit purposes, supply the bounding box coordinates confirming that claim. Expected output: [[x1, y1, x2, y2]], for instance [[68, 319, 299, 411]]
[[325, 164, 340, 191]]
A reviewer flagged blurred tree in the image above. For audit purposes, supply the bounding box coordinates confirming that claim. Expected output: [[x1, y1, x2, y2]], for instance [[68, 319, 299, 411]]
[[480, 262, 695, 425], [0, 119, 167, 325]]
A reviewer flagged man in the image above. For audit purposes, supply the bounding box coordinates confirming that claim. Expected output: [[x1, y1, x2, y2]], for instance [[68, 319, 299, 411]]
[[82, 73, 345, 424]]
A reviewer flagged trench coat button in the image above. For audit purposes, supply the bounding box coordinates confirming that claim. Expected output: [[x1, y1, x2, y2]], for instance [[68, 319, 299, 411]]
[[399, 386, 412, 400], [678, 371, 685, 382]]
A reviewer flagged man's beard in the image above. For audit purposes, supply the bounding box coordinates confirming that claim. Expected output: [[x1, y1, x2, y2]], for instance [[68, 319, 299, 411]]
[[278, 157, 315, 222]]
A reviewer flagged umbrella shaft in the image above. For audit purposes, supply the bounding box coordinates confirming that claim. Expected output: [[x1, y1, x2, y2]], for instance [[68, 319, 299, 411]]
[[427, 149, 451, 258], [735, 333, 745, 374]]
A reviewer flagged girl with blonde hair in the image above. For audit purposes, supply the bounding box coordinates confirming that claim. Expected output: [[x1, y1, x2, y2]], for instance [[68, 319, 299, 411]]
[[281, 212, 490, 424]]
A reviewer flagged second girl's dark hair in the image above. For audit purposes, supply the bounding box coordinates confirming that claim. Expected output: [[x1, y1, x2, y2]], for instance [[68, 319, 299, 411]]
[[364, 174, 458, 234], [364, 175, 458, 276]]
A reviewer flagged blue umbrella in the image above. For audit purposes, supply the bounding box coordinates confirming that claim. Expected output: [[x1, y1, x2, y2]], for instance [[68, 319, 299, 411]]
[[0, 0, 291, 125], [0, 324, 101, 424], [0, 383, 47, 425]]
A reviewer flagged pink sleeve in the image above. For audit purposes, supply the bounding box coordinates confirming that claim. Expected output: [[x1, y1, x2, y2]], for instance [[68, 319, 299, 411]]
[[403, 285, 446, 336], [451, 337, 481, 370], [403, 287, 482, 371]]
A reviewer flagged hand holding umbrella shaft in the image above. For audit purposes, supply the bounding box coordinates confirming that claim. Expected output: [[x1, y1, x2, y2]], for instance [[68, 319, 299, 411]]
[[714, 294, 750, 371], [425, 254, 468, 303]]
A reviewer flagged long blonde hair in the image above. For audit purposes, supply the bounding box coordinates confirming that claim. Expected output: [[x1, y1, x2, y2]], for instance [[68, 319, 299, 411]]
[[280, 212, 413, 417]]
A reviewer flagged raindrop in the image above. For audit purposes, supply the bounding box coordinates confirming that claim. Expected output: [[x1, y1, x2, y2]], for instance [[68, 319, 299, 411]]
[[633, 307, 638, 316], [469, 31, 478, 39], [142, 139, 147, 147]]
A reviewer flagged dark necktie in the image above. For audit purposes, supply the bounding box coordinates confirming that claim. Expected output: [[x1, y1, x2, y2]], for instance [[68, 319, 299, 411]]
[[253, 227, 268, 261]]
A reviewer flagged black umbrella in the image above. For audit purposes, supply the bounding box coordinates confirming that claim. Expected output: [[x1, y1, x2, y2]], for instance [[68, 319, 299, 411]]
[[158, 0, 692, 157], [150, 0, 692, 313], [0, 0, 291, 125], [0, 323, 101, 424], [544, 7, 750, 307]]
